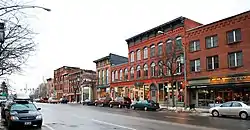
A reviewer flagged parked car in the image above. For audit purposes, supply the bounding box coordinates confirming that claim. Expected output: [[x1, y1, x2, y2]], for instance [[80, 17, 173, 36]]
[[131, 100, 160, 111], [59, 98, 68, 104], [94, 97, 112, 107], [82, 99, 95, 106], [48, 97, 59, 104], [209, 101, 250, 120], [41, 98, 49, 103], [109, 97, 132, 108], [1, 94, 43, 129]]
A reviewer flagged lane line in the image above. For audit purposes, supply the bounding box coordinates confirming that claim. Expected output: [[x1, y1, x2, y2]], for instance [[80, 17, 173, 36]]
[[44, 124, 56, 130], [165, 116, 194, 120], [91, 119, 137, 130]]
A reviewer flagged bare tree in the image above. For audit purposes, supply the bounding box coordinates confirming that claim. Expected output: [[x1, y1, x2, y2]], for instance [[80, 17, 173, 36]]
[[0, 0, 50, 77], [160, 37, 184, 107]]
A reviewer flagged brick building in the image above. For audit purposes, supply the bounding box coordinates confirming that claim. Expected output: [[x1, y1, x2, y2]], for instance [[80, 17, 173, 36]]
[[93, 53, 128, 99], [46, 78, 54, 98], [53, 66, 81, 99], [186, 11, 250, 107], [110, 17, 202, 105]]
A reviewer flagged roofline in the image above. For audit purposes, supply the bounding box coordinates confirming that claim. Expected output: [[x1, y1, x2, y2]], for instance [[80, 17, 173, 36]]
[[125, 16, 185, 42], [187, 10, 250, 32], [109, 53, 128, 59], [93, 55, 110, 63]]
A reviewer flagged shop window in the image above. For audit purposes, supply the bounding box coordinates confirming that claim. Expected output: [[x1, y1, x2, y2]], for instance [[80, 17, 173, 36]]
[[150, 62, 156, 77], [228, 51, 242, 68], [136, 66, 141, 79], [143, 64, 148, 77], [206, 35, 218, 48], [207, 55, 219, 70], [150, 45, 155, 57], [227, 29, 241, 44], [130, 67, 134, 80], [189, 40, 200, 52]]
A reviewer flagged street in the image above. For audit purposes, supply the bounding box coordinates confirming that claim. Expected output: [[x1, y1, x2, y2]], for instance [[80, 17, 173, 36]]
[[1, 103, 249, 130]]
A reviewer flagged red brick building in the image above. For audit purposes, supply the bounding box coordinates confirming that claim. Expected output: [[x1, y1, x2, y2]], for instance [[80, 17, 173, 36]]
[[53, 66, 81, 99], [46, 78, 54, 98], [186, 11, 250, 107], [110, 17, 202, 105]]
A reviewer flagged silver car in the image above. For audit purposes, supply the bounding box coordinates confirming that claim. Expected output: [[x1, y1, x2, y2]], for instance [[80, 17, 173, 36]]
[[209, 101, 250, 119]]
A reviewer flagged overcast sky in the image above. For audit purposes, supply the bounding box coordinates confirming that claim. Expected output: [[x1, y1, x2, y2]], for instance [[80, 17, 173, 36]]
[[5, 0, 250, 91]]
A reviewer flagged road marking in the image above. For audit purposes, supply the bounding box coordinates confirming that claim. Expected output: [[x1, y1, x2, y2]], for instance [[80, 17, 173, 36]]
[[92, 119, 137, 130], [165, 116, 194, 120], [44, 124, 56, 130]]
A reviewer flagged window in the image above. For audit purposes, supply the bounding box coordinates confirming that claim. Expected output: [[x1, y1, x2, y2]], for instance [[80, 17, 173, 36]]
[[158, 43, 163, 56], [158, 61, 163, 76], [136, 66, 141, 79], [190, 59, 200, 72], [111, 71, 114, 82], [119, 69, 123, 80], [130, 67, 134, 79], [166, 61, 171, 76], [98, 70, 101, 84], [175, 37, 182, 50], [166, 40, 172, 54], [115, 70, 118, 80], [207, 55, 219, 70], [176, 57, 182, 74], [136, 50, 141, 61], [124, 69, 128, 80], [150, 45, 155, 57], [106, 69, 109, 84], [102, 70, 105, 84], [227, 29, 241, 43], [228, 51, 243, 67], [232, 102, 242, 107], [189, 40, 200, 52], [143, 64, 148, 77], [150, 62, 156, 77], [206, 35, 218, 48], [221, 102, 232, 107], [130, 52, 134, 62], [143, 47, 148, 59]]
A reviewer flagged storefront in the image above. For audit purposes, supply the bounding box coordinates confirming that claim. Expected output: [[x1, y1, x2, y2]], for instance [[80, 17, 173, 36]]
[[97, 85, 110, 99], [188, 75, 250, 107]]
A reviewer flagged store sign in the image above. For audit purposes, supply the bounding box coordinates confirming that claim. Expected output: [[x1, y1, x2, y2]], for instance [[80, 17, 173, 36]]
[[211, 76, 250, 84]]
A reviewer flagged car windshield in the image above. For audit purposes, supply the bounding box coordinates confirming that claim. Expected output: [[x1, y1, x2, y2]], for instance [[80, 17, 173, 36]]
[[11, 103, 37, 111]]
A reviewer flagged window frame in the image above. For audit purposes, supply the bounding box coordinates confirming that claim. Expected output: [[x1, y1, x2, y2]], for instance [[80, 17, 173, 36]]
[[228, 51, 243, 68], [158, 42, 163, 56], [189, 40, 200, 52], [150, 62, 156, 77], [136, 49, 141, 61], [130, 52, 135, 62], [206, 55, 219, 70], [190, 59, 201, 72], [143, 47, 148, 59], [227, 29, 241, 44], [206, 35, 218, 48], [150, 45, 155, 57]]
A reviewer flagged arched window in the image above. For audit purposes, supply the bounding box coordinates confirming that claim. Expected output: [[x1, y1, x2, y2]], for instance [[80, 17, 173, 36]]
[[158, 42, 163, 56], [119, 69, 123, 80], [130, 67, 134, 79], [150, 45, 155, 57], [136, 66, 141, 78], [102, 70, 105, 84], [151, 62, 156, 77], [176, 57, 182, 74], [143, 64, 148, 77], [175, 37, 182, 50], [166, 40, 172, 54], [111, 71, 115, 82], [158, 61, 163, 76], [136, 50, 141, 61], [143, 47, 148, 59], [130, 52, 134, 62], [124, 68, 128, 80], [106, 69, 109, 84], [115, 70, 118, 80], [166, 61, 171, 76]]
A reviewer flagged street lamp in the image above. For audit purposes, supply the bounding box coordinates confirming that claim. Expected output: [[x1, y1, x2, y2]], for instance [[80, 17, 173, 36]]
[[0, 23, 5, 43]]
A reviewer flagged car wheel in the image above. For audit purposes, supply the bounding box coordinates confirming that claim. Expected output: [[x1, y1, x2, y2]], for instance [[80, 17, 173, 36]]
[[144, 107, 148, 111], [118, 104, 122, 108], [212, 110, 219, 117], [100, 103, 104, 107], [37, 123, 42, 128], [239, 111, 248, 120], [95, 103, 97, 106], [131, 105, 135, 110], [109, 104, 113, 108]]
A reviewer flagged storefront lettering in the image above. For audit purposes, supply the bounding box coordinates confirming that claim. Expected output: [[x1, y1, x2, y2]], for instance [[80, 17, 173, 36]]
[[211, 76, 250, 84]]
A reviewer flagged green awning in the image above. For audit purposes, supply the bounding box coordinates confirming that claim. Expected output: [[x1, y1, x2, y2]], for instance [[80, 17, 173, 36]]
[[97, 85, 109, 89]]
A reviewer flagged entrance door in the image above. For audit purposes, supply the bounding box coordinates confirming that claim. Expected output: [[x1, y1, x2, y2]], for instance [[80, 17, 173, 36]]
[[150, 83, 157, 102]]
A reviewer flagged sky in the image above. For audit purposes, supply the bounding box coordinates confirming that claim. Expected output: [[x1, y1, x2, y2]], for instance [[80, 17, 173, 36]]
[[4, 0, 250, 91]]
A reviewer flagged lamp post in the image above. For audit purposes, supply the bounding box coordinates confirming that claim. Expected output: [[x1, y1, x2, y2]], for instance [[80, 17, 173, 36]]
[[0, 5, 51, 16]]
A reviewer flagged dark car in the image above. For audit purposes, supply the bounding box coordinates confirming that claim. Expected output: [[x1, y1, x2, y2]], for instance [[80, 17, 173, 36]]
[[82, 99, 95, 106], [131, 100, 159, 111], [94, 97, 112, 107], [1, 99, 43, 129], [60, 98, 68, 104], [109, 97, 132, 108]]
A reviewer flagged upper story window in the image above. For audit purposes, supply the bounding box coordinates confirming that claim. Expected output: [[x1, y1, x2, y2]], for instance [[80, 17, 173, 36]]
[[119, 69, 123, 80], [227, 29, 241, 44], [115, 70, 118, 80], [228, 51, 242, 68], [176, 57, 182, 74], [106, 69, 109, 84], [207, 55, 219, 70], [143, 47, 148, 59], [190, 59, 200, 72], [111, 71, 114, 82], [102, 70, 105, 83], [150, 45, 155, 57], [166, 40, 172, 54], [166, 61, 171, 76], [136, 66, 141, 79], [175, 37, 182, 50], [158, 43, 163, 56], [130, 67, 134, 79], [158, 61, 163, 76], [130, 52, 134, 62], [136, 50, 141, 61], [150, 62, 156, 77], [124, 68, 128, 80], [206, 35, 218, 48], [189, 40, 200, 52], [143, 64, 148, 77], [98, 70, 101, 84]]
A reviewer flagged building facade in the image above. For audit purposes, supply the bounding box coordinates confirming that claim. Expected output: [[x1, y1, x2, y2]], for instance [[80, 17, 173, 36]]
[[110, 17, 202, 105], [93, 53, 128, 99], [186, 11, 250, 107], [46, 78, 54, 98]]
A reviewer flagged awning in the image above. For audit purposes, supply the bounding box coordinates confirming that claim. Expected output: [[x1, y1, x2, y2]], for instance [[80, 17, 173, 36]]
[[97, 85, 109, 89], [187, 82, 250, 89]]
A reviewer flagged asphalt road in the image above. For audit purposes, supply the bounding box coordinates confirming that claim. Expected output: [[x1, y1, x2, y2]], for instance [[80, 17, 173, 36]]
[[1, 103, 250, 130]]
